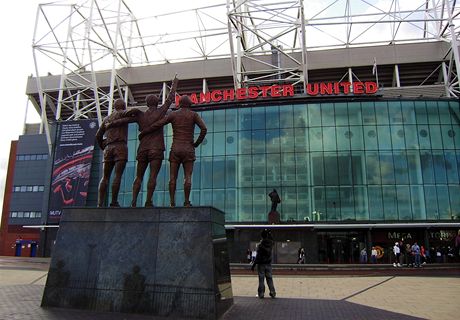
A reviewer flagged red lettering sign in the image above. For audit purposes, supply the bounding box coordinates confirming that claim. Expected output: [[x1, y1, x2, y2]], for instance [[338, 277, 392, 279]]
[[172, 81, 377, 106]]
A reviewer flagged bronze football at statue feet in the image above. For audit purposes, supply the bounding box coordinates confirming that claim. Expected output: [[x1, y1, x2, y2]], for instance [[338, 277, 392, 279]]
[[139, 95, 207, 208]]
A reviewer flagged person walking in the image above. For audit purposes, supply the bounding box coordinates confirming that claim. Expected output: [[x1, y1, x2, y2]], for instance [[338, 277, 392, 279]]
[[405, 243, 413, 267], [371, 246, 378, 263], [251, 229, 276, 299], [246, 249, 252, 263], [411, 241, 421, 267], [393, 242, 401, 267], [297, 247, 306, 264], [360, 248, 368, 264], [420, 245, 426, 264]]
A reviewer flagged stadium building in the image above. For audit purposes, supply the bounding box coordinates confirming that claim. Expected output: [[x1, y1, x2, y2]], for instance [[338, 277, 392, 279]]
[[1, 0, 460, 263]]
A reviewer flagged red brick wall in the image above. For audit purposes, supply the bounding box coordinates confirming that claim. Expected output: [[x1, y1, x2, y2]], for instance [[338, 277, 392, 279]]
[[2, 226, 40, 256], [0, 141, 17, 255]]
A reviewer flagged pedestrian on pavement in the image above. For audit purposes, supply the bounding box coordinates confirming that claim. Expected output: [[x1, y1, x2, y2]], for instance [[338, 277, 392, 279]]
[[435, 247, 442, 263], [246, 249, 252, 263], [399, 241, 405, 265], [420, 245, 426, 264], [411, 241, 421, 267], [251, 248, 257, 263], [297, 247, 306, 264], [251, 229, 276, 299], [393, 242, 401, 267], [371, 246, 378, 263], [360, 248, 368, 263], [424, 247, 431, 264], [405, 243, 413, 267]]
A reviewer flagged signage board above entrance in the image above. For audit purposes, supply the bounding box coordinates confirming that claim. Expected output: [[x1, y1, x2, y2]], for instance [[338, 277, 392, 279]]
[[175, 81, 379, 106]]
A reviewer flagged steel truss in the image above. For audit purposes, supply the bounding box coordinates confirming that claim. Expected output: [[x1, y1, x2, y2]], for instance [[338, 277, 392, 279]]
[[227, 0, 460, 94], [32, 0, 460, 150]]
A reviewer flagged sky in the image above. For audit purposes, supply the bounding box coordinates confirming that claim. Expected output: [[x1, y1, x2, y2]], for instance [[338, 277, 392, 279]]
[[0, 1, 43, 220]]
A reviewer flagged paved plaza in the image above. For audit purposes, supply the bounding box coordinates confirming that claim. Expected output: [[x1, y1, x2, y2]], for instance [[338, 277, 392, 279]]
[[0, 257, 459, 320]]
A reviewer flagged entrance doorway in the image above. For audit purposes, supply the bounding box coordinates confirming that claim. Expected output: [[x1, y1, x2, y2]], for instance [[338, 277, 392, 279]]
[[317, 231, 364, 264]]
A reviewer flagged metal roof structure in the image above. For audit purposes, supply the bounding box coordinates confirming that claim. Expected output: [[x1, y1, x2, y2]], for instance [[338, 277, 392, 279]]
[[27, 0, 460, 151]]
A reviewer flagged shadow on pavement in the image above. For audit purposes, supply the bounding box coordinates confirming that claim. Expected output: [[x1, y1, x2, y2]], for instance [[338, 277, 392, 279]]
[[222, 296, 425, 320], [0, 285, 425, 320]]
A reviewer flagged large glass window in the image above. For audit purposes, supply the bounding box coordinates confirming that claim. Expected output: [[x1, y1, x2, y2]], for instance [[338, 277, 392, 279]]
[[335, 103, 349, 125], [368, 186, 384, 220], [117, 99, 460, 223], [279, 105, 293, 128]]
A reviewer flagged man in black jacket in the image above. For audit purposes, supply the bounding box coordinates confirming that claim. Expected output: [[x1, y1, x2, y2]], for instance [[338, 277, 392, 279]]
[[251, 229, 276, 299]]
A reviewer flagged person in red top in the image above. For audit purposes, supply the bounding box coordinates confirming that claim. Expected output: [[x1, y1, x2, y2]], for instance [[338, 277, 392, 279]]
[[140, 95, 207, 207], [420, 245, 426, 264]]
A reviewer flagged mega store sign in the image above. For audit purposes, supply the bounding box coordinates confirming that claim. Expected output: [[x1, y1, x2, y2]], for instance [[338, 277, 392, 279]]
[[175, 81, 378, 105]]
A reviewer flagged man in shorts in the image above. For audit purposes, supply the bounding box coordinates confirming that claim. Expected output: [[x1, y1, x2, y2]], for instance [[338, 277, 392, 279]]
[[95, 98, 141, 207], [139, 95, 207, 207]]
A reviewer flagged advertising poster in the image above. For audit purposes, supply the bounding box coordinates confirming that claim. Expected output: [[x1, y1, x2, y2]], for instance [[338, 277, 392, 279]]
[[48, 120, 98, 220]]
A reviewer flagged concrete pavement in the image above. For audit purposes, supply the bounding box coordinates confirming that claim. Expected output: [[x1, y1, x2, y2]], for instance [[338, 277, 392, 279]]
[[0, 256, 459, 319]]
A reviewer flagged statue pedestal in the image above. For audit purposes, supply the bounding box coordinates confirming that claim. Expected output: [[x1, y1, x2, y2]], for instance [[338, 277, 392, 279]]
[[268, 210, 280, 224], [41, 207, 233, 319]]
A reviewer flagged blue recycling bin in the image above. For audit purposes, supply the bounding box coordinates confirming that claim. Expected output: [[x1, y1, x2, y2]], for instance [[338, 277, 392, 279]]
[[30, 242, 37, 257], [15, 240, 22, 256]]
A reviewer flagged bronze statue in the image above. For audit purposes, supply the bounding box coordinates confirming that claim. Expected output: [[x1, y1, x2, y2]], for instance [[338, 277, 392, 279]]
[[108, 76, 178, 207], [139, 95, 207, 207], [95, 99, 141, 207], [268, 189, 281, 224]]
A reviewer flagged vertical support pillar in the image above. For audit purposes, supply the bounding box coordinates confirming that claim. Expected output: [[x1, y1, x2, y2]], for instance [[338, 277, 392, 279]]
[[108, 0, 123, 114], [86, 0, 103, 125], [367, 229, 372, 255], [162, 82, 167, 104], [393, 64, 401, 87], [424, 229, 430, 259], [442, 61, 451, 97], [33, 5, 52, 154], [446, 0, 460, 93], [348, 67, 353, 92], [56, 5, 74, 121], [202, 78, 208, 93], [227, 0, 239, 90], [123, 86, 129, 104], [235, 10, 242, 89], [300, 0, 308, 93]]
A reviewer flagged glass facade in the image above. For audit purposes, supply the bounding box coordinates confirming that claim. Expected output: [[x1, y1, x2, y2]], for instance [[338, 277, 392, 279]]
[[118, 100, 460, 223]]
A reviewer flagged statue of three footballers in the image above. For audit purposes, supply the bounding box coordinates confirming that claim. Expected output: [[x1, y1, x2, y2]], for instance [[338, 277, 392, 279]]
[[96, 75, 207, 208]]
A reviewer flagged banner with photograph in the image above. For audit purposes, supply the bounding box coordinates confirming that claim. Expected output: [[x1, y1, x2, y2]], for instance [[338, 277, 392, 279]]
[[48, 120, 98, 220]]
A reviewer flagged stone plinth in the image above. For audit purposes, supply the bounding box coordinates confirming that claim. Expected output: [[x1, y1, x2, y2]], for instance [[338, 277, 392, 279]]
[[41, 207, 233, 319], [268, 210, 280, 224]]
